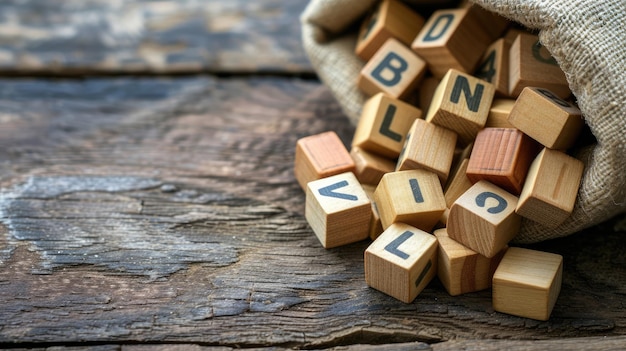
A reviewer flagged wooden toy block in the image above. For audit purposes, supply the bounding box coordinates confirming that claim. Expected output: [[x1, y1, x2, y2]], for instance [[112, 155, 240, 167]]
[[364, 222, 438, 303], [411, 8, 492, 78], [425, 69, 495, 145], [447, 180, 521, 258], [507, 87, 584, 150], [358, 38, 428, 100], [355, 0, 426, 61], [516, 148, 584, 228], [464, 4, 510, 41], [444, 158, 472, 209], [475, 38, 510, 97], [374, 169, 446, 232], [416, 76, 440, 113], [352, 93, 422, 159], [486, 99, 516, 128], [362, 184, 384, 240], [294, 131, 356, 191], [350, 146, 395, 186], [508, 33, 570, 98], [492, 247, 563, 321], [466, 128, 541, 195], [434, 228, 506, 296], [305, 172, 371, 249], [396, 118, 457, 184]]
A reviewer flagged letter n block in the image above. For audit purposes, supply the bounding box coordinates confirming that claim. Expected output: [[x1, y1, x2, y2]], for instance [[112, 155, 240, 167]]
[[516, 148, 584, 228], [425, 69, 495, 145], [305, 172, 371, 249], [508, 87, 584, 150], [448, 180, 521, 258], [358, 38, 427, 100], [493, 247, 563, 321], [365, 223, 438, 303], [352, 93, 422, 159], [374, 169, 446, 232]]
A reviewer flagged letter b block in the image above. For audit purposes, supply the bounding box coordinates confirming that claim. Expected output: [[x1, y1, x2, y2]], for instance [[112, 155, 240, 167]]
[[365, 223, 438, 303]]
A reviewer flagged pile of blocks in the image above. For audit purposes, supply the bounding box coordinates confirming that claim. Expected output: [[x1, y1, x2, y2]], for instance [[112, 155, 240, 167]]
[[294, 0, 585, 321]]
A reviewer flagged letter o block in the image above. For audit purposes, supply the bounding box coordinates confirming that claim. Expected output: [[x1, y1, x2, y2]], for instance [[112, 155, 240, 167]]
[[448, 180, 521, 258], [365, 223, 438, 303]]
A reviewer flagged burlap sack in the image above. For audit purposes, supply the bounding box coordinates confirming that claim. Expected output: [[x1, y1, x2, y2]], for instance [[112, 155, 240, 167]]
[[300, 0, 626, 243]]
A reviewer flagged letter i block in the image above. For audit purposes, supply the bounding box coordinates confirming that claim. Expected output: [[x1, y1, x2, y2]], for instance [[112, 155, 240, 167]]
[[493, 247, 563, 321], [358, 38, 427, 100], [355, 0, 425, 61], [475, 38, 510, 97], [294, 131, 356, 191], [425, 69, 495, 145], [365, 223, 438, 303], [516, 148, 584, 228], [352, 93, 422, 159], [448, 180, 521, 258], [434, 228, 506, 296], [305, 172, 371, 249], [374, 169, 446, 232], [411, 8, 492, 79], [466, 128, 540, 195], [396, 118, 457, 184], [508, 87, 584, 150]]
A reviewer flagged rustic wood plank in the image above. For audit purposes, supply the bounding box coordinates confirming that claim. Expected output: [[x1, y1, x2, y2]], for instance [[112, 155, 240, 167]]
[[0, 77, 624, 349], [0, 0, 311, 75]]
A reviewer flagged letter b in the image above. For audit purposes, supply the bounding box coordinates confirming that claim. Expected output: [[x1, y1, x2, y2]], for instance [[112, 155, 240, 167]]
[[371, 51, 408, 87]]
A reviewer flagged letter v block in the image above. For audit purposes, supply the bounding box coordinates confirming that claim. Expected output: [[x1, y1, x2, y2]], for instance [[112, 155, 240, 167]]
[[305, 172, 372, 249], [365, 222, 438, 303]]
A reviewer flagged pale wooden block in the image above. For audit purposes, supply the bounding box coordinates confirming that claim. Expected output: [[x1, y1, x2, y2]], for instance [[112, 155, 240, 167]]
[[294, 131, 356, 191], [466, 128, 540, 195], [362, 184, 384, 240], [516, 148, 584, 227], [364, 222, 438, 303], [444, 158, 472, 209], [475, 38, 510, 97], [508, 87, 584, 150], [396, 118, 457, 184], [358, 38, 427, 100], [448, 180, 521, 258], [352, 93, 422, 159], [434, 228, 506, 296], [374, 169, 446, 232], [486, 98, 516, 128], [411, 8, 492, 78], [508, 33, 570, 98], [305, 172, 371, 249], [355, 0, 426, 61], [425, 69, 495, 145], [493, 247, 563, 321], [350, 146, 395, 186]]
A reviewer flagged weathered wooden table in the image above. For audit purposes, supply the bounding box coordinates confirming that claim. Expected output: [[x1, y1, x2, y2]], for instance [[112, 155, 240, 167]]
[[0, 1, 624, 350]]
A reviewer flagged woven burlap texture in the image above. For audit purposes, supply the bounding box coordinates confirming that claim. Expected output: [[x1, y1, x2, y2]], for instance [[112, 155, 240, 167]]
[[300, 0, 626, 243]]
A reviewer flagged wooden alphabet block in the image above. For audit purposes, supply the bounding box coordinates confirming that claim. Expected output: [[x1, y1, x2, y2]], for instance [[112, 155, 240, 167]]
[[374, 169, 446, 232], [350, 146, 396, 186], [305, 172, 371, 249], [352, 93, 422, 159], [448, 180, 521, 258], [493, 247, 563, 321], [507, 87, 584, 150], [358, 38, 428, 100], [466, 128, 541, 195], [411, 8, 492, 78], [464, 4, 510, 41], [355, 0, 426, 61], [516, 148, 584, 227], [396, 118, 458, 184], [444, 158, 472, 209], [416, 76, 440, 113], [508, 33, 570, 98], [362, 184, 384, 240], [364, 222, 438, 303], [475, 38, 510, 97], [434, 228, 506, 296], [486, 99, 516, 128], [294, 131, 356, 191], [425, 69, 495, 145]]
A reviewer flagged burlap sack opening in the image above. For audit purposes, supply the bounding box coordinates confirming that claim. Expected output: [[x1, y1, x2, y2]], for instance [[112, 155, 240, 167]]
[[300, 0, 626, 243]]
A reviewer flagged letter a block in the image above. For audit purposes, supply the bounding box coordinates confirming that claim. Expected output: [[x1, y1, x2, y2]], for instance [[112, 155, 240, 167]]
[[358, 38, 427, 100], [374, 169, 446, 232], [365, 223, 438, 303], [448, 180, 521, 258], [493, 247, 563, 321], [305, 172, 372, 249], [516, 148, 584, 228], [425, 69, 495, 145]]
